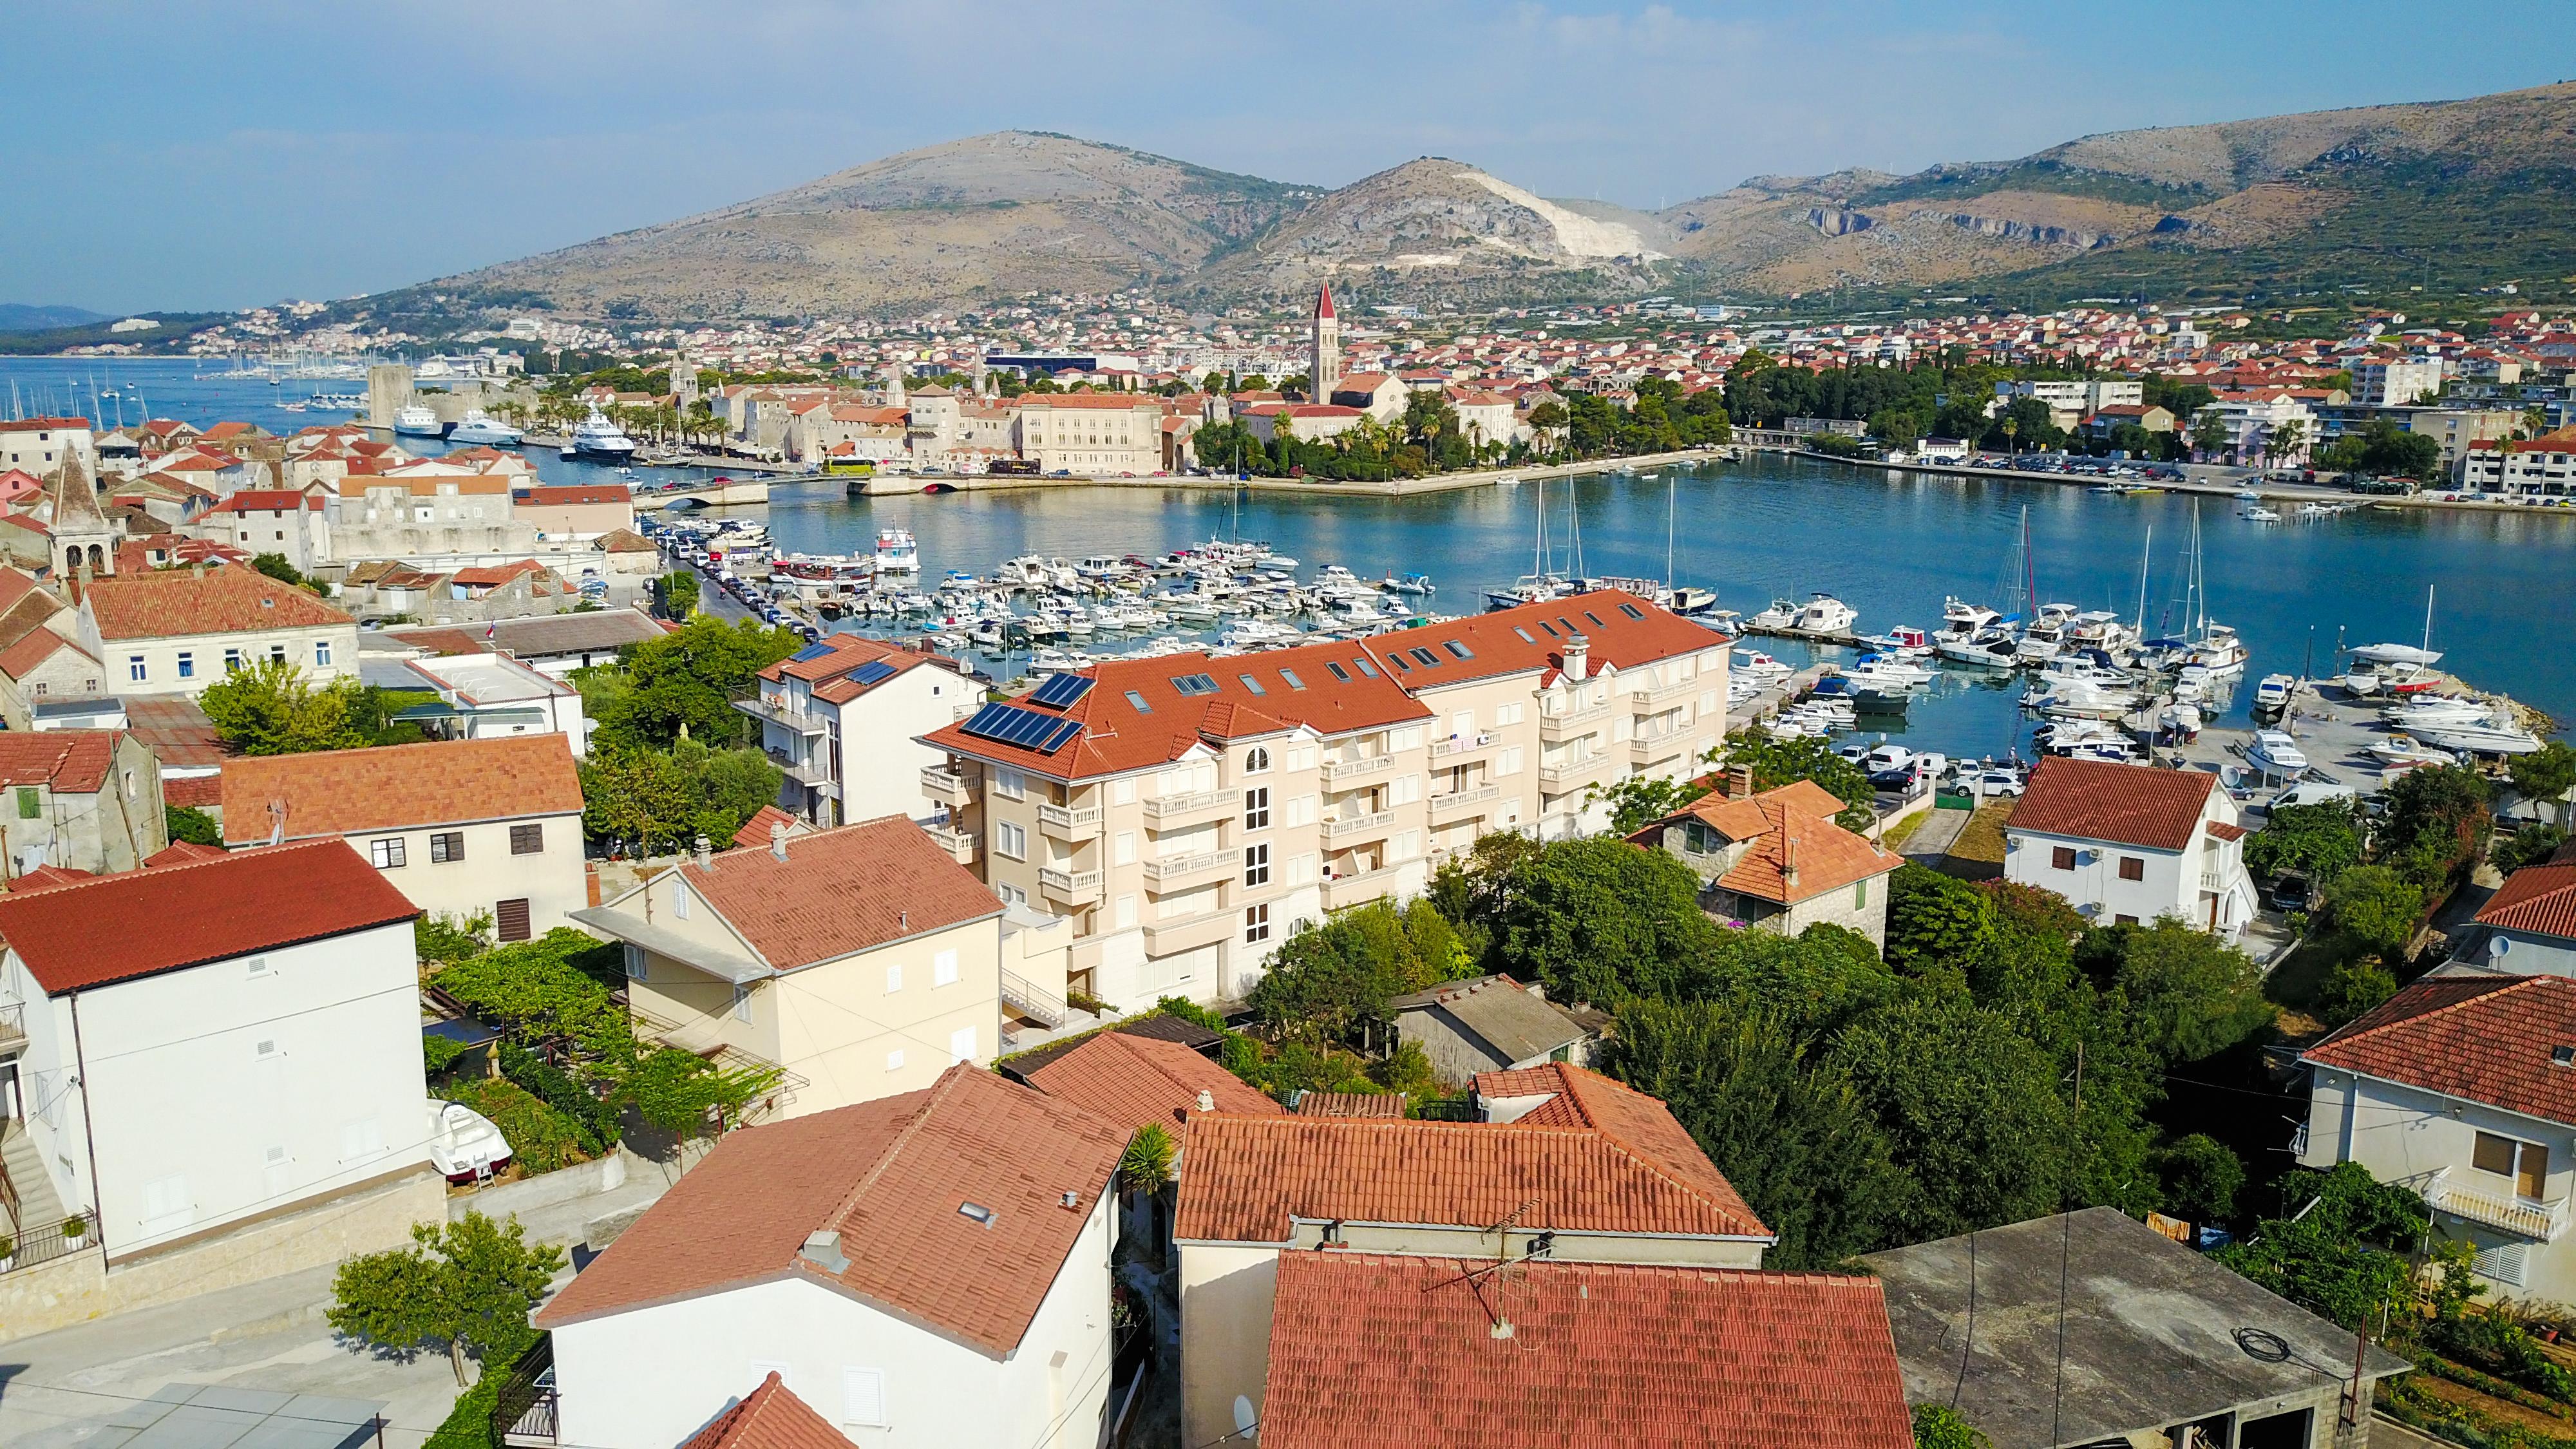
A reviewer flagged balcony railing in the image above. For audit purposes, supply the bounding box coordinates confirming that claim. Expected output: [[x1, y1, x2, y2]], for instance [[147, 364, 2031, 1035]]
[[1039, 867, 1103, 905], [1538, 703, 1611, 741], [1631, 675, 1698, 704], [1427, 784, 1501, 819], [1321, 754, 1395, 786], [1321, 866, 1402, 909], [1141, 788, 1229, 826], [0, 1205, 100, 1276], [1037, 801, 1103, 840], [734, 695, 830, 735], [2420, 1167, 2572, 1242], [493, 1340, 558, 1448], [1538, 755, 1613, 793], [920, 766, 969, 804], [767, 750, 833, 789], [926, 824, 975, 864], [1320, 809, 1396, 842], [1630, 732, 1689, 765], [1431, 732, 1499, 759], [1141, 849, 1231, 889], [0, 1000, 23, 1055]]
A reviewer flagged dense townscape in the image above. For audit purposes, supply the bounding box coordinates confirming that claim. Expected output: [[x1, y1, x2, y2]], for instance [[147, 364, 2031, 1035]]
[[9, 29, 2576, 1449]]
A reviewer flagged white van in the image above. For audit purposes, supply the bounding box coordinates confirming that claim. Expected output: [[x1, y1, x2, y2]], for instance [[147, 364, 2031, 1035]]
[[2267, 781, 2360, 813]]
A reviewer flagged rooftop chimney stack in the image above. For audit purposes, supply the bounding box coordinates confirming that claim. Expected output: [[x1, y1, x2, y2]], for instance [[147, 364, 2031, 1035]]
[[694, 835, 714, 873], [1562, 634, 1590, 683], [798, 1230, 848, 1274], [1196, 1088, 1216, 1113], [770, 820, 790, 862]]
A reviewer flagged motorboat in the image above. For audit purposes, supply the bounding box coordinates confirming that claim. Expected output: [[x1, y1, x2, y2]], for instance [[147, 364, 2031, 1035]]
[[2382, 696, 2492, 728], [1858, 625, 1932, 655], [1939, 598, 2002, 638], [1381, 572, 1435, 596], [2245, 730, 2310, 775], [1792, 593, 1859, 634], [2240, 505, 2284, 524], [1669, 586, 1719, 616], [392, 404, 443, 436], [2369, 735, 2457, 767], [427, 1099, 513, 1182], [446, 410, 524, 446], [1746, 597, 1802, 630], [2409, 712, 2545, 756], [1485, 574, 1574, 611], [1937, 627, 2022, 668], [2023, 680, 2140, 720], [566, 406, 639, 460], [2253, 674, 2298, 712], [874, 528, 920, 574], [2336, 668, 2385, 697]]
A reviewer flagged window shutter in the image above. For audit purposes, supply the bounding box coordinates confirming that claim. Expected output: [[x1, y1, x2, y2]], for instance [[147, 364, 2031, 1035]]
[[495, 898, 531, 943], [842, 1368, 887, 1426]]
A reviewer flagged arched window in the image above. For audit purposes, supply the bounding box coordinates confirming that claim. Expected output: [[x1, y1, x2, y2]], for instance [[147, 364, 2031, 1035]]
[[1244, 746, 1270, 775], [88, 544, 104, 572]]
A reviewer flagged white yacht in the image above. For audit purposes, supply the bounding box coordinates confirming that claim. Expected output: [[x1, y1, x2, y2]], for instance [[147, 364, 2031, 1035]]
[[2246, 730, 2309, 775], [873, 528, 920, 575], [2351, 641, 2444, 668], [446, 410, 524, 446], [392, 404, 442, 436], [1745, 598, 1803, 630], [566, 407, 638, 459], [427, 1099, 513, 1182], [1938, 598, 2003, 639], [2253, 674, 2298, 712], [2409, 712, 2544, 756], [1792, 593, 1859, 634]]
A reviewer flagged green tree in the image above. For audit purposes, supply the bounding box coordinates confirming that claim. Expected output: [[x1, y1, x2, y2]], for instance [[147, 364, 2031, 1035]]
[[1719, 732, 1876, 831], [2327, 864, 2425, 963], [1828, 998, 2075, 1244], [1479, 837, 1718, 1003], [2213, 1162, 2427, 1332], [626, 1046, 782, 1136], [1247, 899, 1471, 1043], [1119, 1122, 1177, 1193], [1914, 1405, 1993, 1449], [165, 804, 220, 846], [1587, 772, 1706, 835], [2088, 918, 2272, 1066], [199, 658, 368, 755], [2374, 763, 2491, 896], [2243, 799, 2366, 890], [2189, 409, 2230, 459], [583, 616, 802, 752], [327, 1212, 566, 1385], [2509, 741, 2576, 818], [2496, 823, 2569, 873], [576, 739, 784, 856], [251, 553, 311, 590], [657, 571, 699, 619], [2152, 1133, 2246, 1222], [1882, 864, 1997, 987], [417, 910, 495, 968]]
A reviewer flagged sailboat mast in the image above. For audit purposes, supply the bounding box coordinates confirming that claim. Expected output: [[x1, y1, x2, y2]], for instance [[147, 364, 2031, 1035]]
[[1666, 475, 1676, 589], [2421, 584, 2435, 656], [2134, 525, 2152, 634], [1533, 478, 1548, 578]]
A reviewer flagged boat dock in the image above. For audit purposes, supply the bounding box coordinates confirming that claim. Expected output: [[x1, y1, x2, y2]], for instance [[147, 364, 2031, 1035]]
[[1741, 622, 1864, 649]]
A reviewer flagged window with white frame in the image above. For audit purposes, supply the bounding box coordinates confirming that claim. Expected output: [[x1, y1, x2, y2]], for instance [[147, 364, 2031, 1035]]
[[127, 655, 146, 682], [996, 821, 1027, 860], [1243, 787, 1270, 830], [842, 1368, 887, 1428], [993, 768, 1025, 800], [885, 1049, 905, 1073], [1244, 843, 1270, 886], [1244, 746, 1271, 774], [884, 963, 903, 993], [949, 1025, 978, 1063], [1244, 903, 1271, 944], [934, 949, 959, 986]]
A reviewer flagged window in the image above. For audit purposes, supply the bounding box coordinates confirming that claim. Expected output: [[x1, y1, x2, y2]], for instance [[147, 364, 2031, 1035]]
[[430, 831, 465, 863], [1244, 746, 1270, 774], [842, 1367, 887, 1428], [732, 985, 753, 1023], [269, 645, 287, 665], [339, 1117, 385, 1163], [1171, 673, 1218, 696], [949, 1025, 978, 1063], [509, 823, 544, 855], [1238, 674, 1266, 695], [1854, 879, 1868, 909], [993, 767, 1025, 800], [2051, 846, 2078, 871], [369, 837, 406, 869], [247, 955, 270, 978], [2117, 856, 2145, 881], [996, 882, 1027, 905], [1409, 647, 1441, 668], [495, 898, 531, 942], [315, 639, 332, 667], [1618, 603, 1645, 620], [1244, 787, 1270, 829], [1325, 661, 1350, 682], [885, 1049, 905, 1073], [1244, 844, 1271, 886], [1125, 689, 1153, 712], [177, 652, 195, 679], [224, 648, 242, 672], [128, 655, 146, 683], [1280, 668, 1306, 690], [674, 882, 691, 919], [1244, 903, 1271, 944], [1387, 653, 1411, 673], [1684, 820, 1720, 853], [996, 821, 1027, 860], [885, 963, 904, 993], [14, 787, 37, 820], [2476, 1132, 2552, 1198], [1352, 657, 1379, 677], [934, 949, 959, 986], [2114, 913, 2139, 926], [1443, 639, 1474, 659], [623, 944, 647, 981]]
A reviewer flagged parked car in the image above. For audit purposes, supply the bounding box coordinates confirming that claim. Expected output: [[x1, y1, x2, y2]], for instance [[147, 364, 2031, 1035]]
[[2270, 871, 2313, 914]]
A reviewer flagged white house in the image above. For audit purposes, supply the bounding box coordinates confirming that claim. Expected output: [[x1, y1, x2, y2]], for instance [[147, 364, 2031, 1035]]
[[0, 840, 435, 1274], [219, 734, 588, 942], [78, 562, 359, 699], [738, 635, 972, 828], [531, 1063, 1129, 1449], [2299, 974, 2576, 1301], [2002, 756, 2257, 938], [2456, 862, 2576, 975], [401, 652, 591, 752]]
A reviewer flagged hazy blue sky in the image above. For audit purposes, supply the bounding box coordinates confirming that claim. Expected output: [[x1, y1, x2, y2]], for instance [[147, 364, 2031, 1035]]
[[9, 1, 2570, 314]]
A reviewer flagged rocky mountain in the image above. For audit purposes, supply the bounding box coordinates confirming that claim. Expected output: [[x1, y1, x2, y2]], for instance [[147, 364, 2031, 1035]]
[[395, 83, 2576, 322], [0, 303, 108, 331]]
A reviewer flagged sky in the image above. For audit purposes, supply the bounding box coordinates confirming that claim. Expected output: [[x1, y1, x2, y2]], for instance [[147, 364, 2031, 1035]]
[[8, 0, 2571, 315]]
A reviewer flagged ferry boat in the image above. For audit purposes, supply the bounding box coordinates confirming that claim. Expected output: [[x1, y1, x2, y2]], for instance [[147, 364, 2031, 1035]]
[[873, 528, 920, 575], [446, 410, 524, 446], [392, 404, 443, 436], [566, 408, 638, 460]]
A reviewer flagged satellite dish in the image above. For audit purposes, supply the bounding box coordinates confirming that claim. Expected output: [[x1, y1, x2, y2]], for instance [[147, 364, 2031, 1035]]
[[2494, 935, 2512, 958], [1234, 1396, 1258, 1441]]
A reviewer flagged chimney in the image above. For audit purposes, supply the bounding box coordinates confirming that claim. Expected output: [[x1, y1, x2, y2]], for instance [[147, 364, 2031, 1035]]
[[1728, 763, 1755, 799], [1196, 1088, 1216, 1113], [1562, 633, 1589, 683], [770, 820, 790, 862], [694, 834, 714, 872], [798, 1229, 849, 1274], [1059, 1189, 1081, 1211], [1781, 821, 1800, 891], [193, 560, 207, 580]]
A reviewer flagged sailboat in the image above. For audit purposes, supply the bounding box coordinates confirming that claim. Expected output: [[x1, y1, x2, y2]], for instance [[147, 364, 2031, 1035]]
[[1663, 475, 1718, 614], [2351, 586, 2444, 667], [2146, 503, 2248, 674], [1487, 475, 1573, 610]]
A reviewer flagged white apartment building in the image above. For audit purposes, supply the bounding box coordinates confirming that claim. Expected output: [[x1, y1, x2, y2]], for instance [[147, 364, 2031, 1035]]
[[921, 591, 1729, 1008], [2461, 427, 2576, 497], [198, 489, 329, 575], [738, 634, 974, 827], [2355, 357, 2447, 407], [0, 418, 97, 478], [2002, 756, 2257, 939], [77, 563, 359, 699], [0, 841, 437, 1274], [1996, 379, 2145, 430], [2190, 392, 2318, 470], [1014, 395, 1166, 475]]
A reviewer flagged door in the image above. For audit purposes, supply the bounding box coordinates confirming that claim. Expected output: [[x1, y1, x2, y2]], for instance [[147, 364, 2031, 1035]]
[[2521, 1141, 2551, 1202]]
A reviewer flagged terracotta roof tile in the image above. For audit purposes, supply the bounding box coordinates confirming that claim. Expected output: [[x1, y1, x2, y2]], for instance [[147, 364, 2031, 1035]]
[[730, 804, 811, 853], [83, 563, 352, 641], [513, 484, 632, 506], [0, 627, 94, 683], [0, 731, 121, 792], [1024, 1031, 1285, 1132], [1647, 782, 1900, 907], [2007, 757, 2218, 851], [1363, 589, 1727, 688], [673, 816, 1003, 971], [536, 1065, 1127, 1356], [2303, 975, 2576, 1125], [1259, 1253, 1913, 1449], [221, 735, 582, 843], [2478, 864, 2576, 940], [0, 838, 417, 994], [1292, 1092, 1403, 1117], [1176, 1066, 1769, 1243], [675, 1374, 855, 1449]]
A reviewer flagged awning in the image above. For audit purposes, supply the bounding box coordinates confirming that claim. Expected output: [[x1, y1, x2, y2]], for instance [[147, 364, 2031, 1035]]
[[569, 907, 770, 985]]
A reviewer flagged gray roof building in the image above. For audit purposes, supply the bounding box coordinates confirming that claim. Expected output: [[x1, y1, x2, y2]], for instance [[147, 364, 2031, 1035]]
[[1387, 974, 1601, 1088]]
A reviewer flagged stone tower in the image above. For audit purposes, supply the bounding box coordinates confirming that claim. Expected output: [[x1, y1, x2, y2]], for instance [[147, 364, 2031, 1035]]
[[1309, 284, 1341, 404], [670, 354, 699, 411], [46, 455, 117, 581], [884, 363, 907, 410]]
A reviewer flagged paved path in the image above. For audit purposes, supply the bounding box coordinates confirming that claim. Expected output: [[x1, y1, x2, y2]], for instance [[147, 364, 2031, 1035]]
[[1900, 805, 1971, 865]]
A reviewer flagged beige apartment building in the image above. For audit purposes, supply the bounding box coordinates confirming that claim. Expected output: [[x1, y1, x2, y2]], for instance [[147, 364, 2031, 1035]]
[[77, 562, 359, 699], [573, 817, 1053, 1117], [920, 590, 1728, 1009], [1014, 394, 1166, 475]]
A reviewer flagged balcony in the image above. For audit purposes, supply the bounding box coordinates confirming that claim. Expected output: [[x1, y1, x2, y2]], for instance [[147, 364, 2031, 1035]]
[[1630, 732, 1690, 767], [1321, 865, 1403, 909], [1142, 908, 1237, 956], [920, 766, 970, 807], [1039, 867, 1103, 906], [1427, 784, 1501, 821], [1141, 849, 1231, 891], [734, 694, 830, 736], [925, 825, 976, 866], [0, 1000, 22, 1055], [2420, 1167, 2571, 1241], [1320, 809, 1396, 842], [1037, 800, 1103, 842], [1631, 675, 1698, 705], [1141, 788, 1231, 828], [1431, 731, 1499, 760], [1539, 754, 1614, 793], [1321, 753, 1395, 787], [768, 750, 834, 790], [1538, 702, 1611, 741]]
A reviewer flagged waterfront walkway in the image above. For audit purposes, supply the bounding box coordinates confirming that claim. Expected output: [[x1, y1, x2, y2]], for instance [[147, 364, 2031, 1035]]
[[1790, 448, 2576, 518]]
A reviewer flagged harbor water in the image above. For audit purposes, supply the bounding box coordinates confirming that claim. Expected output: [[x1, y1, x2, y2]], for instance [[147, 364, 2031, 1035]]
[[10, 357, 2571, 765]]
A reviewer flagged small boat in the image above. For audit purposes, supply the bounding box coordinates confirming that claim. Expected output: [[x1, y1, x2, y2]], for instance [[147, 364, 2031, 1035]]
[[427, 1099, 513, 1182], [1792, 593, 1859, 634], [2409, 713, 2544, 756], [2369, 735, 2456, 767], [2253, 674, 2297, 712], [1381, 572, 1435, 596], [2246, 730, 2309, 776], [392, 404, 443, 436], [1746, 598, 1802, 630], [1669, 585, 1718, 616], [2240, 505, 2284, 524], [2351, 641, 2443, 668]]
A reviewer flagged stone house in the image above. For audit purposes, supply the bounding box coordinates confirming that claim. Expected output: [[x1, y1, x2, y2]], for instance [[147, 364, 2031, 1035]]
[[1634, 778, 1903, 949]]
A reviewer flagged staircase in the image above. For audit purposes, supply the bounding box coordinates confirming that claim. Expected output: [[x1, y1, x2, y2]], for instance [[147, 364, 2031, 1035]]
[[0, 1117, 68, 1242]]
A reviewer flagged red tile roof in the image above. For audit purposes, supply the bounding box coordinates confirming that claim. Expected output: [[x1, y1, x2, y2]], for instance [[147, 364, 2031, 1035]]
[[670, 816, 1003, 971], [0, 838, 417, 994], [160, 774, 221, 809], [1023, 1030, 1285, 1132], [2479, 864, 2576, 940], [83, 564, 352, 640], [513, 484, 632, 506], [1259, 1253, 1913, 1449], [1363, 589, 1726, 688], [536, 1065, 1127, 1356], [0, 731, 122, 792], [2303, 975, 2576, 1126], [1175, 1065, 1769, 1243], [145, 840, 228, 867], [2007, 757, 2218, 851], [1293, 1092, 1404, 1117], [1647, 781, 1900, 906], [0, 627, 95, 684], [674, 1374, 855, 1449], [221, 735, 582, 844], [730, 804, 811, 853]]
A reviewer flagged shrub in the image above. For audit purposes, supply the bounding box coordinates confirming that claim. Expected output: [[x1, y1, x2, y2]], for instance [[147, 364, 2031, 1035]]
[[498, 1042, 621, 1153], [446, 1078, 589, 1175], [421, 1375, 500, 1449]]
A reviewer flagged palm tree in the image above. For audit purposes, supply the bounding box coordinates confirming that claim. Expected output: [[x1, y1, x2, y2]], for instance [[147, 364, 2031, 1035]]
[[2268, 418, 2307, 472], [2000, 416, 2020, 456]]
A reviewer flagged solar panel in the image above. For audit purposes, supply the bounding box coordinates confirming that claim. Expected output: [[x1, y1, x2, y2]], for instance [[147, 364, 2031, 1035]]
[[1028, 672, 1096, 709], [849, 660, 897, 687], [959, 702, 1084, 753], [790, 641, 838, 662]]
